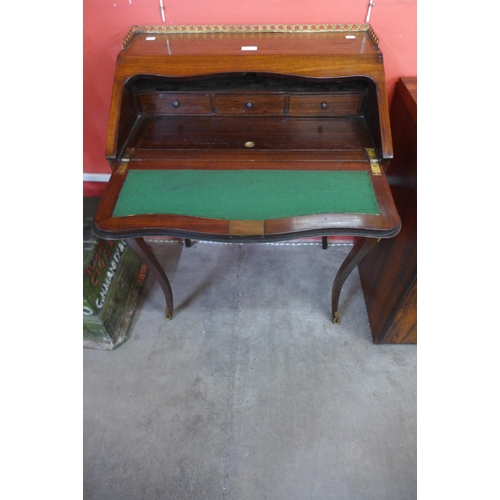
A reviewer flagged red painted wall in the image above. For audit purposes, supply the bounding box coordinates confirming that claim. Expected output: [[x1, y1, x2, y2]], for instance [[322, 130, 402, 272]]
[[83, 0, 416, 196]]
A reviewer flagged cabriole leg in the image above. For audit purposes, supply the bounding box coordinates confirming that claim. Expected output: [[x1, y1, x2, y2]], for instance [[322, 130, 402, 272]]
[[125, 237, 174, 320], [331, 237, 378, 324]]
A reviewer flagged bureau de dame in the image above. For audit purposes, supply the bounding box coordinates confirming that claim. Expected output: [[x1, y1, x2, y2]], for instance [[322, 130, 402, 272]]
[[94, 24, 401, 324]]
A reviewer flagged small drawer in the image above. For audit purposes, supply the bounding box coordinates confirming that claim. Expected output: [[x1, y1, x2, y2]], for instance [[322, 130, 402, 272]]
[[289, 93, 363, 116], [138, 93, 211, 115], [215, 94, 285, 115]]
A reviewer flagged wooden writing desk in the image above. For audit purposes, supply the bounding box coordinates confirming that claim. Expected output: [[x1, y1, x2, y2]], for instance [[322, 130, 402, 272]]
[[94, 24, 400, 323]]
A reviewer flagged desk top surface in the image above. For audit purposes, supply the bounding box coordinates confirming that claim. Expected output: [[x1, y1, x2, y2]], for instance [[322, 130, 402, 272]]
[[112, 169, 380, 221], [94, 161, 400, 241]]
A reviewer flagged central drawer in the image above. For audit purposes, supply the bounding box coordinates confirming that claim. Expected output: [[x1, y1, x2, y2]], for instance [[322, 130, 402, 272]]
[[215, 94, 285, 115]]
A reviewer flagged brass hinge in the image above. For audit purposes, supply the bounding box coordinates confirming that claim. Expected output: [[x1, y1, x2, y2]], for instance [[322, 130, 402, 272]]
[[116, 162, 129, 175], [122, 147, 136, 161], [366, 148, 382, 176], [116, 148, 136, 175]]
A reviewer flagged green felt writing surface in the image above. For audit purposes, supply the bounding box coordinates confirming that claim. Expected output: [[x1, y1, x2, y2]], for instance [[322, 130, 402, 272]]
[[112, 170, 379, 220]]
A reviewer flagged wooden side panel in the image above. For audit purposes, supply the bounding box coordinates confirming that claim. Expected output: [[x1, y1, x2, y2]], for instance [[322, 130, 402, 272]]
[[358, 77, 417, 344], [381, 281, 417, 344]]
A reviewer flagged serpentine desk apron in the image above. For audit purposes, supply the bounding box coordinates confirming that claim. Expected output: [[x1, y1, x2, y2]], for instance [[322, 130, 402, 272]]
[[94, 24, 401, 324]]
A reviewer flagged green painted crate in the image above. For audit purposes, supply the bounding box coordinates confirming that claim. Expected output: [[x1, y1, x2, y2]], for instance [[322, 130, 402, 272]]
[[83, 198, 147, 350]]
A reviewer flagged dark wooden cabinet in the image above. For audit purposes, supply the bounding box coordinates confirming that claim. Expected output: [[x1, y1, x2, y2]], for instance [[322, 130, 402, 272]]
[[359, 77, 417, 343]]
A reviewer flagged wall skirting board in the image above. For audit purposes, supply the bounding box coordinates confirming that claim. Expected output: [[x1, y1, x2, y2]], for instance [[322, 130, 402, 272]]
[[83, 174, 111, 183]]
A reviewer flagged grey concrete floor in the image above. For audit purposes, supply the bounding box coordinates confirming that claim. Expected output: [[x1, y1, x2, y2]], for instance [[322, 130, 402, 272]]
[[83, 239, 417, 500]]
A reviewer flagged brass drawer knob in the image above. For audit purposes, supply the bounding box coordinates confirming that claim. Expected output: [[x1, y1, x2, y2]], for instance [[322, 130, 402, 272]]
[[244, 141, 255, 148]]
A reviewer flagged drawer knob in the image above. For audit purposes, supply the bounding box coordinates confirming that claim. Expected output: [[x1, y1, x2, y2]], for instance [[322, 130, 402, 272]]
[[246, 102, 253, 109], [244, 141, 255, 148], [321, 102, 328, 109], [172, 100, 180, 108]]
